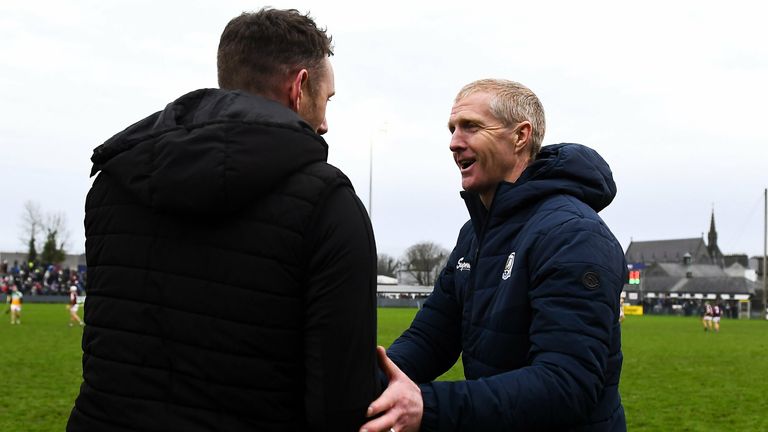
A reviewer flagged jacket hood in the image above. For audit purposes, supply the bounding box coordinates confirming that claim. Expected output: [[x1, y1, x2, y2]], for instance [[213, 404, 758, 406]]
[[90, 89, 328, 216], [463, 143, 617, 219], [517, 143, 617, 212]]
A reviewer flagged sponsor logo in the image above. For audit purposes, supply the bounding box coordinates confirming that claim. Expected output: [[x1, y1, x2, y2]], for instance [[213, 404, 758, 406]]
[[456, 257, 471, 272], [501, 252, 515, 280]]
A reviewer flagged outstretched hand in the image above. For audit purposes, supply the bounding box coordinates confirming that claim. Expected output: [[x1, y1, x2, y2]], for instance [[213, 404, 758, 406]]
[[359, 346, 423, 432]]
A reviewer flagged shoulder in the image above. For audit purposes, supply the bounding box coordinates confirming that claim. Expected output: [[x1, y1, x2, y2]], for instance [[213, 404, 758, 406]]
[[525, 196, 624, 273], [451, 221, 475, 260], [534, 194, 598, 224], [277, 162, 355, 215], [300, 162, 352, 189], [526, 195, 618, 247], [457, 220, 474, 241]]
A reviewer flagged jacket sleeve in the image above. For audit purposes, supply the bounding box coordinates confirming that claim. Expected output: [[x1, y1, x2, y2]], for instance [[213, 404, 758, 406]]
[[386, 225, 467, 384], [303, 185, 380, 430], [417, 217, 625, 432]]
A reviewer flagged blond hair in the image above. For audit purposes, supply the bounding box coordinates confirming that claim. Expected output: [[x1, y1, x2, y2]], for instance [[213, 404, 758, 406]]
[[455, 79, 546, 158]]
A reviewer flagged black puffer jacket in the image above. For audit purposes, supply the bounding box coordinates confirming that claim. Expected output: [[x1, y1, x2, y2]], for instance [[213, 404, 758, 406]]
[[67, 89, 379, 431]]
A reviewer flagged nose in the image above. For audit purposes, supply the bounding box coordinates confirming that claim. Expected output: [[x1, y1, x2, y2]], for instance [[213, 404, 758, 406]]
[[316, 117, 328, 135], [449, 131, 465, 153]]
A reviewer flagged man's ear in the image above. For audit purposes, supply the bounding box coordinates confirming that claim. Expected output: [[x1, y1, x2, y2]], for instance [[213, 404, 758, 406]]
[[513, 121, 533, 155], [288, 69, 309, 112]]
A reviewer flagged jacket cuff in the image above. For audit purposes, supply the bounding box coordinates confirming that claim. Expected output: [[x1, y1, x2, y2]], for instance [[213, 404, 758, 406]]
[[418, 383, 439, 432]]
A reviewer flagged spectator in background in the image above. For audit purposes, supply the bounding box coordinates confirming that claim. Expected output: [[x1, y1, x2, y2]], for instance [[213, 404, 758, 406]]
[[8, 285, 22, 325], [67, 285, 84, 327], [67, 8, 379, 432], [712, 303, 722, 333], [619, 294, 626, 323], [702, 301, 714, 332]]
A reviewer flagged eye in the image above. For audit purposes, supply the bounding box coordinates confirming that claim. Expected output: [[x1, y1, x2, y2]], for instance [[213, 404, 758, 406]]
[[463, 121, 479, 132]]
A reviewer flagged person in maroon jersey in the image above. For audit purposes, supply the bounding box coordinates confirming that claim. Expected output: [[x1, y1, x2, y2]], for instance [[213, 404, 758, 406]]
[[712, 302, 722, 333], [67, 285, 84, 327]]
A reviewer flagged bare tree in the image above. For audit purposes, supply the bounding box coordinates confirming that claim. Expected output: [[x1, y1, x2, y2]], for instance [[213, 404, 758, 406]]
[[19, 201, 43, 261], [45, 211, 69, 246], [18, 202, 70, 265], [401, 241, 449, 286], [377, 254, 399, 277], [41, 211, 69, 265]]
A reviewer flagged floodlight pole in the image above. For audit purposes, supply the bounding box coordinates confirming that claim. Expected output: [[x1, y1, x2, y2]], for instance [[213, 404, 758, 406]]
[[369, 137, 373, 221], [368, 124, 388, 222], [763, 188, 767, 320]]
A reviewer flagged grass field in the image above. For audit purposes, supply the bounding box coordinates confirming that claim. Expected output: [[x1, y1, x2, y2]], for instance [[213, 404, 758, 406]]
[[1, 305, 767, 431], [378, 308, 768, 431], [0, 303, 84, 432]]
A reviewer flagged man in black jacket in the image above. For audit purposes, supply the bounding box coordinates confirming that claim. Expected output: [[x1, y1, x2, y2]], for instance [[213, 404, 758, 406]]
[[67, 8, 379, 431]]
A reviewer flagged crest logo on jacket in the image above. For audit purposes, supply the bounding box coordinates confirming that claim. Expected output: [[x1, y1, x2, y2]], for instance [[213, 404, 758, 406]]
[[456, 257, 471, 272], [501, 252, 515, 280]]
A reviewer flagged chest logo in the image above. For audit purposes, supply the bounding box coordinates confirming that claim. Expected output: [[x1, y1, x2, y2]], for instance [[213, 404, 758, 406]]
[[456, 257, 471, 272], [502, 252, 516, 280]]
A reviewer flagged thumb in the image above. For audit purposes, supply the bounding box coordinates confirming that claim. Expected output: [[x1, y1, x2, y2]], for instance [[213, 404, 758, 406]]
[[376, 346, 402, 380]]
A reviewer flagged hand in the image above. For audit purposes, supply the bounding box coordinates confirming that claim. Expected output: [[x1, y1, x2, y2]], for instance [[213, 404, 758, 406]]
[[359, 346, 423, 432]]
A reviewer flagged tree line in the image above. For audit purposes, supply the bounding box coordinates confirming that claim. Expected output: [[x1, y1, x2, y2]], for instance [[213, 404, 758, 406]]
[[377, 241, 449, 286], [18, 200, 69, 266]]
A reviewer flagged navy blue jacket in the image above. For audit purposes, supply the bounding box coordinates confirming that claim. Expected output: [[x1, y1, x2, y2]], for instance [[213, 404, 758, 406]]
[[388, 143, 626, 431]]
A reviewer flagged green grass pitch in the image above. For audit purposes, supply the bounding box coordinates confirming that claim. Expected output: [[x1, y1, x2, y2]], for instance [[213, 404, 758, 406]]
[[1, 304, 766, 431], [379, 308, 768, 431], [0, 303, 84, 432]]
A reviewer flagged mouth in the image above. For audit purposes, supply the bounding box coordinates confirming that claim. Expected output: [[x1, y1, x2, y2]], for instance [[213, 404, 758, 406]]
[[458, 158, 475, 171]]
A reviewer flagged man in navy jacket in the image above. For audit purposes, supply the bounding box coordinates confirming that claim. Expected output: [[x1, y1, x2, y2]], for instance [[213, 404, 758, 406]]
[[362, 79, 626, 432]]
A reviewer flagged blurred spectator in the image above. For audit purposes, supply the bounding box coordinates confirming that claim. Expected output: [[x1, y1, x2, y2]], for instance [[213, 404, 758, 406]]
[[8, 285, 22, 324]]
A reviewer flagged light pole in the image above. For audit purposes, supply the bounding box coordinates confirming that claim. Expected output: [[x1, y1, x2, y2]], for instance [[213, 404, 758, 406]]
[[368, 124, 388, 221], [763, 188, 767, 319], [368, 136, 373, 220]]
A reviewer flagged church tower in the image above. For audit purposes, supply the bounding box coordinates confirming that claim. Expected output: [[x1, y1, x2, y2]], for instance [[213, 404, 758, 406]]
[[707, 208, 724, 266], [707, 209, 718, 256]]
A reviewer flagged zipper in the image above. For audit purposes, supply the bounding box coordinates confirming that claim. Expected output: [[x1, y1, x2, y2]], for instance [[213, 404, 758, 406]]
[[463, 193, 497, 339]]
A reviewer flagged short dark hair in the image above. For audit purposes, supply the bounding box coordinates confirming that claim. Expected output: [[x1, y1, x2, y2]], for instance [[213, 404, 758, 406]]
[[217, 8, 333, 96]]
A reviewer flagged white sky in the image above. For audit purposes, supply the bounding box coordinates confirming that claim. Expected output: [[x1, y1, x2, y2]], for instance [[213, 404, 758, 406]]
[[1, 0, 766, 261]]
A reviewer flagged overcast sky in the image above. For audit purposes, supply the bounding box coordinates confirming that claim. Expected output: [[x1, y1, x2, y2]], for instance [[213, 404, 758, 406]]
[[1, 0, 766, 262]]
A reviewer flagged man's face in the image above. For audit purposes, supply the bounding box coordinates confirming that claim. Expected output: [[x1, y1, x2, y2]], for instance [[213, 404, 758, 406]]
[[448, 92, 521, 203], [299, 58, 335, 135]]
